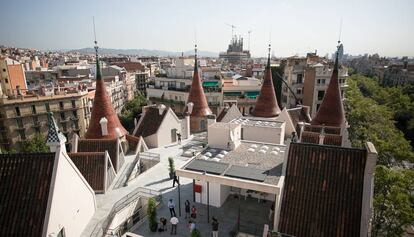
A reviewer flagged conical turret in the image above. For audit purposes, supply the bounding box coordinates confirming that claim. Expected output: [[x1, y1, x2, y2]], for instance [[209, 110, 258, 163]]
[[311, 44, 345, 127], [187, 44, 212, 117], [252, 44, 281, 117], [85, 41, 128, 139]]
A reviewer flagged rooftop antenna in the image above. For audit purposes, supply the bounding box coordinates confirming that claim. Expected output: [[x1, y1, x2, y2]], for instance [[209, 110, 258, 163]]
[[248, 30, 252, 51], [93, 16, 98, 57], [338, 18, 343, 45]]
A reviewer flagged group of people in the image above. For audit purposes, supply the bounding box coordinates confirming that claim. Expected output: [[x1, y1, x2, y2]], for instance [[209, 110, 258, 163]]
[[157, 198, 219, 236]]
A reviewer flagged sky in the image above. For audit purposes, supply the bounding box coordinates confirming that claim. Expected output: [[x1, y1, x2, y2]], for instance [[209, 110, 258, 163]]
[[0, 0, 413, 57]]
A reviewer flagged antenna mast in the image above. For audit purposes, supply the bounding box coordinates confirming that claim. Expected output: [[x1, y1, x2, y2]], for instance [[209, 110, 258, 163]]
[[93, 17, 98, 57]]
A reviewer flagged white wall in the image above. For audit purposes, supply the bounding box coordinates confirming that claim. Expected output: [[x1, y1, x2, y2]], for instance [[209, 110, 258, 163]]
[[108, 198, 141, 230], [144, 133, 158, 148], [194, 180, 227, 207], [44, 149, 96, 237], [242, 124, 285, 145], [156, 109, 182, 147], [208, 123, 241, 150]]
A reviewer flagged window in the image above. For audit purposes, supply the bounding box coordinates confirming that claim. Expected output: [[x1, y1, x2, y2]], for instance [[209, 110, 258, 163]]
[[71, 100, 76, 108], [317, 90, 325, 101], [31, 105, 36, 114], [60, 112, 65, 120], [296, 74, 303, 84], [5, 78, 8, 83], [17, 118, 23, 128], [317, 79, 326, 84], [296, 88, 303, 94], [2, 68, 5, 72], [15, 107, 21, 117], [59, 101, 64, 110], [45, 103, 50, 112], [72, 110, 78, 118]]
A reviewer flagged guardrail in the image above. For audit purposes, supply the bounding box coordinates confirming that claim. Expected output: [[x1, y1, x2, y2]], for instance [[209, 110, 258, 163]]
[[90, 187, 162, 237]]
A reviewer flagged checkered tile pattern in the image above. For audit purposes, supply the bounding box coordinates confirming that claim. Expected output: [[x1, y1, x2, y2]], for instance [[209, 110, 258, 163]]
[[46, 112, 66, 144]]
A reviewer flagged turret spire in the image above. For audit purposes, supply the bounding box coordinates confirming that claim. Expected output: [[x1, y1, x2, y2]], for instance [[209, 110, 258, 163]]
[[311, 43, 345, 127], [85, 20, 128, 139], [186, 44, 212, 117], [251, 44, 281, 117]]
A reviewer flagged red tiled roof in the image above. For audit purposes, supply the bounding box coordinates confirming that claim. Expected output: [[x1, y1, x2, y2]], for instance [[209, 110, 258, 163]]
[[77, 138, 122, 171], [133, 106, 167, 137], [311, 54, 345, 127], [0, 153, 56, 236], [279, 142, 367, 237], [187, 54, 212, 117], [252, 56, 281, 117], [68, 152, 108, 192], [85, 59, 128, 139], [300, 131, 320, 144]]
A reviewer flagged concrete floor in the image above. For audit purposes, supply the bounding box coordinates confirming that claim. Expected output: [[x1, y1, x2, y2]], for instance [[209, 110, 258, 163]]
[[131, 183, 273, 237]]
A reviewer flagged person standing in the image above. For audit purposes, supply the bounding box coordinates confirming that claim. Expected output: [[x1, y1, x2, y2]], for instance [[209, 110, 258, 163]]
[[188, 220, 196, 234], [168, 199, 176, 217], [170, 215, 179, 235], [191, 205, 197, 219], [212, 217, 219, 237], [172, 172, 180, 187], [184, 200, 191, 219], [177, 133, 182, 144], [160, 217, 167, 231]]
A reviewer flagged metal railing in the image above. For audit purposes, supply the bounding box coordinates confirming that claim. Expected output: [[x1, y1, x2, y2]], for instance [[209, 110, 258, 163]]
[[90, 187, 162, 237]]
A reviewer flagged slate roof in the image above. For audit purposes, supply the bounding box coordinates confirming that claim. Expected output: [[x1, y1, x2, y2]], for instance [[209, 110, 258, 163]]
[[0, 153, 56, 236], [133, 107, 167, 137], [278, 142, 367, 237], [68, 152, 107, 192], [77, 138, 120, 171]]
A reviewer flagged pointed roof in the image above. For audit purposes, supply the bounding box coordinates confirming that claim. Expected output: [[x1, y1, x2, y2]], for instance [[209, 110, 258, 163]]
[[251, 44, 281, 118], [311, 45, 345, 127], [85, 43, 127, 139], [46, 112, 66, 144], [186, 45, 212, 117]]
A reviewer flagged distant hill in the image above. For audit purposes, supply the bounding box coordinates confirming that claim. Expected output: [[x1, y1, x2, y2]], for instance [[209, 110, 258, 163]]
[[66, 48, 218, 57]]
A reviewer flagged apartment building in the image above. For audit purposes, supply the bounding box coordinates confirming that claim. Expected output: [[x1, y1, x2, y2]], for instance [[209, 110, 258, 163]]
[[282, 55, 348, 116], [0, 57, 28, 96], [0, 89, 90, 151]]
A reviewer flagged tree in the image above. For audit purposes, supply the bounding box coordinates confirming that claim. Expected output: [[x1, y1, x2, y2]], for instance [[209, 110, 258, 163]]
[[372, 166, 414, 237], [147, 197, 158, 232], [19, 134, 49, 153], [119, 92, 147, 132], [345, 74, 414, 236]]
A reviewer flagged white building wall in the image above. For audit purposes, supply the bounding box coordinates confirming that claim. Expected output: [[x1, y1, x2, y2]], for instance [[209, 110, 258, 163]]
[[194, 180, 227, 207], [44, 151, 96, 237], [242, 124, 285, 145], [144, 133, 158, 148], [156, 109, 182, 147]]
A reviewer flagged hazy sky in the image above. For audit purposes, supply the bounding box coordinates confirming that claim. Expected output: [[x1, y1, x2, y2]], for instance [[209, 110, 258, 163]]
[[1, 0, 413, 57]]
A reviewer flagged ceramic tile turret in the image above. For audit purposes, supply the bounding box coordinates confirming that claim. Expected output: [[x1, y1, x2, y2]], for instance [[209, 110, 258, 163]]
[[252, 44, 281, 118], [186, 45, 212, 132]]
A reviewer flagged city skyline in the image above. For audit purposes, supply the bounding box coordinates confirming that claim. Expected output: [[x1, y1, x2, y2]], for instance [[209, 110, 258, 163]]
[[1, 0, 413, 57]]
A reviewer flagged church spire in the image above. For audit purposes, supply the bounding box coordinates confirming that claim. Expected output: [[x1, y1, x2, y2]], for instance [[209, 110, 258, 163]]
[[311, 43, 345, 127], [251, 44, 281, 117], [186, 44, 212, 117], [85, 25, 127, 139]]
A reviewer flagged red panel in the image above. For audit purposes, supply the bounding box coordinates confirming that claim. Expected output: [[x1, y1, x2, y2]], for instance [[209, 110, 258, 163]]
[[194, 184, 202, 193]]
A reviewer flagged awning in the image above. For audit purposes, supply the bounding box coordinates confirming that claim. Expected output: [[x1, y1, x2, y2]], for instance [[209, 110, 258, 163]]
[[224, 91, 242, 97], [202, 81, 219, 87], [245, 91, 260, 99]]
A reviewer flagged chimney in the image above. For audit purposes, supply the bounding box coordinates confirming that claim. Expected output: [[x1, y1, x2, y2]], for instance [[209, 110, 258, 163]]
[[207, 114, 216, 126], [182, 111, 191, 139], [187, 102, 194, 115], [158, 104, 166, 115], [16, 85, 21, 96], [99, 117, 108, 136]]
